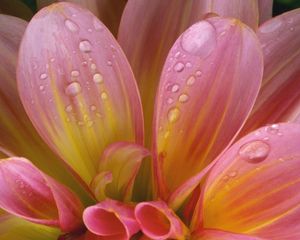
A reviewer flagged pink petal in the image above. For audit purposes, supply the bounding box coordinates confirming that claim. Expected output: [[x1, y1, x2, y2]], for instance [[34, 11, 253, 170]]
[[135, 201, 189, 239], [0, 157, 83, 232], [37, 0, 126, 37], [94, 142, 150, 202], [196, 123, 300, 239], [193, 229, 264, 240], [0, 14, 88, 200], [153, 17, 263, 199], [119, 0, 204, 144], [199, 0, 259, 29], [83, 199, 139, 240], [241, 9, 300, 135], [17, 2, 144, 185], [258, 0, 273, 24], [0, 214, 60, 240]]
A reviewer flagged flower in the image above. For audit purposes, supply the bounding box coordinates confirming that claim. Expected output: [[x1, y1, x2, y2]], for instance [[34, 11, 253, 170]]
[[0, 1, 300, 240]]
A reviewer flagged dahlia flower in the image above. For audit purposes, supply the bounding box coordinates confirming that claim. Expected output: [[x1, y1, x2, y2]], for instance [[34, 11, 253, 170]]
[[0, 1, 299, 239]]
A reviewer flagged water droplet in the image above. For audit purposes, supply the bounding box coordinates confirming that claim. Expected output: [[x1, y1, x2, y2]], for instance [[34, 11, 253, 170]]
[[179, 94, 189, 103], [107, 60, 112, 66], [239, 140, 270, 164], [101, 92, 108, 100], [65, 82, 81, 97], [167, 97, 174, 104], [71, 70, 80, 77], [168, 107, 180, 123], [195, 71, 202, 77], [186, 75, 196, 86], [88, 28, 93, 33], [90, 105, 97, 111], [79, 40, 92, 53], [64, 19, 79, 32], [289, 27, 295, 32], [175, 51, 181, 58], [40, 73, 47, 80], [174, 62, 184, 72], [171, 84, 179, 93], [93, 73, 103, 84], [87, 120, 94, 127], [50, 58, 55, 62], [65, 105, 73, 112], [266, 124, 280, 135], [185, 62, 192, 68], [181, 21, 216, 58], [91, 63, 97, 71], [82, 61, 88, 66], [260, 18, 282, 33]]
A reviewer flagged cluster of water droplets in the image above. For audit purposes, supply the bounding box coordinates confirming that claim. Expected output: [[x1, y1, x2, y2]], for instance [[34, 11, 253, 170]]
[[219, 124, 285, 191]]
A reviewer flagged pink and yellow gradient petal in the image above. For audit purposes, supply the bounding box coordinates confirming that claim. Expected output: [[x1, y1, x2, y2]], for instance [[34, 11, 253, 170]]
[[0, 157, 83, 232], [17, 2, 144, 185], [153, 17, 263, 199], [83, 199, 139, 240], [135, 201, 189, 240], [197, 123, 300, 239], [242, 8, 300, 134], [94, 142, 150, 202]]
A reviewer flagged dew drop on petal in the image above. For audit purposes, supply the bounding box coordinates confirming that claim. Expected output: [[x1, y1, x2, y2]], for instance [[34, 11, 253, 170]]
[[178, 94, 189, 103], [101, 91, 108, 100], [64, 19, 79, 32], [174, 62, 184, 72], [65, 105, 73, 112], [93, 73, 103, 84], [65, 82, 81, 97], [71, 70, 80, 77], [186, 75, 196, 86], [171, 84, 180, 93], [90, 105, 97, 111], [239, 140, 270, 164], [265, 124, 280, 135], [40, 73, 47, 80], [185, 62, 192, 68], [79, 40, 92, 53], [196, 71, 202, 77], [168, 107, 180, 123], [181, 21, 216, 58]]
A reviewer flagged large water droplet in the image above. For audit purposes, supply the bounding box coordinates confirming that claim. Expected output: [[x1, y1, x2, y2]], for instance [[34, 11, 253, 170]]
[[79, 40, 92, 53], [93, 73, 103, 84], [174, 62, 184, 72], [65, 82, 81, 97], [259, 18, 282, 33], [64, 19, 79, 32], [181, 21, 216, 58], [239, 140, 270, 164], [168, 107, 180, 123]]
